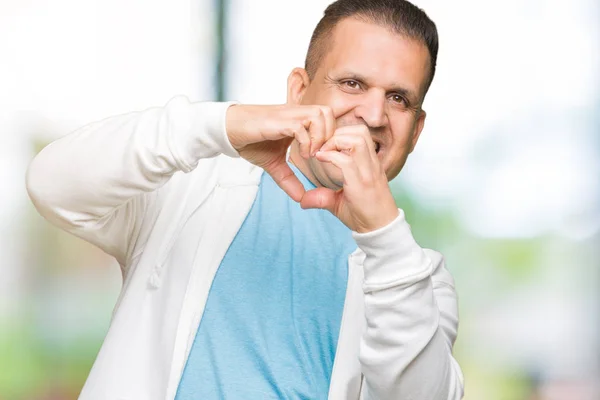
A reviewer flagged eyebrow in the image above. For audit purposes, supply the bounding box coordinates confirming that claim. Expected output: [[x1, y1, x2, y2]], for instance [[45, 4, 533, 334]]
[[333, 70, 420, 104]]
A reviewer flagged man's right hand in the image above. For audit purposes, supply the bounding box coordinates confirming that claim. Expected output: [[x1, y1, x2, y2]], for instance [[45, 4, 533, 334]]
[[226, 104, 335, 202]]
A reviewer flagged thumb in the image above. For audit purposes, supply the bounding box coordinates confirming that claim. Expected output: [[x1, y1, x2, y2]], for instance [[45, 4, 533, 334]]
[[300, 187, 339, 213], [265, 160, 306, 202]]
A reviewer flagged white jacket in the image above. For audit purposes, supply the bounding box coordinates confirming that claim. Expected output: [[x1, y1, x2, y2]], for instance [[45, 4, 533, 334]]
[[26, 96, 464, 400]]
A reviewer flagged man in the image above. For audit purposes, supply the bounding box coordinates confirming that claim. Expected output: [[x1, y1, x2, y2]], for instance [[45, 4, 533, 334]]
[[26, 0, 464, 398]]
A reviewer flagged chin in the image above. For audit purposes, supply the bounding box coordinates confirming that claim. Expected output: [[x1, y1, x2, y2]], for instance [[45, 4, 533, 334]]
[[317, 161, 345, 189]]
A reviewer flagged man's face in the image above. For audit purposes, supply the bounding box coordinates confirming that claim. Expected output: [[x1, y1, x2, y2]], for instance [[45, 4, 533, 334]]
[[290, 17, 431, 188]]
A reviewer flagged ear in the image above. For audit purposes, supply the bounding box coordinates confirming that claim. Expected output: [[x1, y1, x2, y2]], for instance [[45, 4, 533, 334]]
[[287, 68, 311, 105], [409, 109, 426, 153]]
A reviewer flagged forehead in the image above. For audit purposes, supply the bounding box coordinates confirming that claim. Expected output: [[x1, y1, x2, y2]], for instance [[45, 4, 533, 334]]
[[322, 17, 431, 97]]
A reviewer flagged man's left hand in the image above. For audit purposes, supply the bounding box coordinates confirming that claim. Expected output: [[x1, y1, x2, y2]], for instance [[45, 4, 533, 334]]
[[300, 125, 399, 233]]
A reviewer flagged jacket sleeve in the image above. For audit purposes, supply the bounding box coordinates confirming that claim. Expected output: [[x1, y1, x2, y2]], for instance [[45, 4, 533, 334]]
[[353, 209, 465, 400], [26, 96, 238, 268]]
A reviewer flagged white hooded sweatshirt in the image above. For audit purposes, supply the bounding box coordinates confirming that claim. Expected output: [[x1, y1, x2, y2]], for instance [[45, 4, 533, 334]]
[[26, 96, 464, 400]]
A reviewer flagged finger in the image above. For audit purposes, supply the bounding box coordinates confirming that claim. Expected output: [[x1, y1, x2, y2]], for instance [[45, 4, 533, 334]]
[[304, 108, 327, 157], [264, 160, 306, 202], [318, 135, 373, 175], [289, 122, 311, 159], [320, 135, 374, 183], [319, 125, 376, 155], [314, 150, 360, 186], [318, 105, 335, 145], [300, 187, 338, 213]]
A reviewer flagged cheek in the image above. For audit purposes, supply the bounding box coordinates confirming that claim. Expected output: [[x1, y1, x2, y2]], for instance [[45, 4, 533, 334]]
[[382, 146, 409, 180], [390, 117, 417, 147], [314, 89, 357, 119], [384, 123, 415, 171]]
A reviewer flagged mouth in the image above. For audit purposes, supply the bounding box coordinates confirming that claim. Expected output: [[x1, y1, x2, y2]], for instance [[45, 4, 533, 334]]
[[374, 141, 381, 154]]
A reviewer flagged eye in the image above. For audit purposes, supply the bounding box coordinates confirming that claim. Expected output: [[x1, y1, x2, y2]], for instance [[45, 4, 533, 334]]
[[342, 80, 361, 90], [390, 94, 406, 105]]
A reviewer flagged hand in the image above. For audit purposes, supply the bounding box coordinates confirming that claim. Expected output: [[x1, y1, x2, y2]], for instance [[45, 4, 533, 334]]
[[300, 125, 399, 233], [226, 104, 334, 202]]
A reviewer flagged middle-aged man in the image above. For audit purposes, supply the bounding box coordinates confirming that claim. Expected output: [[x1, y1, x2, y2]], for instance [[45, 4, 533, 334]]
[[26, 0, 464, 399]]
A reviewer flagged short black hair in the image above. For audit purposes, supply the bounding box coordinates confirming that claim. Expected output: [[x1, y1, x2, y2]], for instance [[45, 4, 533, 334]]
[[305, 0, 439, 96]]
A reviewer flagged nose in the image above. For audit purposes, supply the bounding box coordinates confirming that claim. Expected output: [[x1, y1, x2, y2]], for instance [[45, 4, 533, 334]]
[[354, 89, 387, 128]]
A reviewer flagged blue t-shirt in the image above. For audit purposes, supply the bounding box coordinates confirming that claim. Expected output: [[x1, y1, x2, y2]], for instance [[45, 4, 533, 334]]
[[175, 164, 356, 399]]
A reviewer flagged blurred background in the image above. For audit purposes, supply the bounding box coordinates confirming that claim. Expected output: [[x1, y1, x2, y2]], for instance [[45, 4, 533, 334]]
[[1, 0, 598, 398]]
